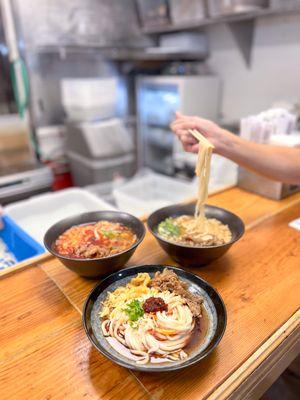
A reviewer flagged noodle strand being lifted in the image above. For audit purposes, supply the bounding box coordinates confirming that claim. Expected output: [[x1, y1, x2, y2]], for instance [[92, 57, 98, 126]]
[[190, 129, 214, 227], [157, 129, 232, 247]]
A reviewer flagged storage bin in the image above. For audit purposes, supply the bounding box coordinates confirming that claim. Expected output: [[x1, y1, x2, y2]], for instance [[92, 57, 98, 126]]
[[5, 188, 115, 245], [36, 125, 67, 161], [61, 78, 118, 121], [0, 215, 44, 267], [65, 118, 133, 159], [169, 0, 207, 24], [67, 151, 136, 186], [85, 181, 117, 206], [113, 170, 196, 217]]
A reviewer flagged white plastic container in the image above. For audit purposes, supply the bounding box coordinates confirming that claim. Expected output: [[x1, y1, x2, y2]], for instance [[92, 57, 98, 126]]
[[36, 125, 67, 161], [113, 170, 196, 217], [61, 78, 118, 121], [5, 188, 115, 245], [65, 118, 133, 158], [67, 151, 136, 186], [85, 181, 117, 205]]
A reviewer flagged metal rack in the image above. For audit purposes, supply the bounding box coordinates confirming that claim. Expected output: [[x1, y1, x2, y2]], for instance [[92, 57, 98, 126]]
[[141, 5, 300, 34]]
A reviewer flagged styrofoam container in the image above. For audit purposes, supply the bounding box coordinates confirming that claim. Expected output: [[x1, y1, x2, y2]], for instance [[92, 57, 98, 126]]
[[5, 188, 115, 246], [61, 78, 117, 121], [67, 151, 136, 186], [113, 171, 196, 217], [65, 118, 133, 159]]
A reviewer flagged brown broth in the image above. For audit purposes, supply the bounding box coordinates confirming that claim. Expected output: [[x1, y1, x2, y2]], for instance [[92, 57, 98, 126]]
[[184, 307, 210, 355]]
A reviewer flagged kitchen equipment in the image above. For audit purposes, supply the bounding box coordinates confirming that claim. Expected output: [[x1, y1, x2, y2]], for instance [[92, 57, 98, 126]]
[[83, 264, 227, 371], [65, 118, 133, 159], [0, 114, 35, 169], [136, 75, 220, 174], [147, 203, 245, 268], [44, 211, 145, 278], [61, 78, 118, 121], [85, 181, 116, 206], [5, 188, 115, 245], [0, 215, 44, 269], [67, 151, 136, 186], [158, 32, 208, 56], [238, 169, 300, 200], [36, 125, 67, 162], [169, 0, 207, 24], [0, 164, 53, 205], [113, 169, 196, 217]]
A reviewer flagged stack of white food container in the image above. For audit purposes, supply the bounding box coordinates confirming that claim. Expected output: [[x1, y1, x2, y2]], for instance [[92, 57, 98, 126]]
[[61, 78, 118, 122], [61, 78, 136, 187]]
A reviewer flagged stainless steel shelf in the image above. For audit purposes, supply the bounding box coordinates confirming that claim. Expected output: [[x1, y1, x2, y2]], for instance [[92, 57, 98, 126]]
[[26, 45, 207, 61], [141, 6, 300, 35]]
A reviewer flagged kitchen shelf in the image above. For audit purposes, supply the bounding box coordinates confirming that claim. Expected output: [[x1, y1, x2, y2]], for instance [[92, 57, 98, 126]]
[[141, 6, 300, 34], [26, 45, 207, 61]]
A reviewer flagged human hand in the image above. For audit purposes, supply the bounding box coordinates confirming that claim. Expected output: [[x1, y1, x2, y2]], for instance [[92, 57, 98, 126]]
[[170, 112, 231, 154]]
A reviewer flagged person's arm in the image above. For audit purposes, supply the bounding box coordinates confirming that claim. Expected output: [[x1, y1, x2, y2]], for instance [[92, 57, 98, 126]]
[[171, 112, 300, 185]]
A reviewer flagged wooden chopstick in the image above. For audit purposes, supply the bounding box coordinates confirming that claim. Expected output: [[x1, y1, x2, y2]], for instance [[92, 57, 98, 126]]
[[189, 129, 215, 149]]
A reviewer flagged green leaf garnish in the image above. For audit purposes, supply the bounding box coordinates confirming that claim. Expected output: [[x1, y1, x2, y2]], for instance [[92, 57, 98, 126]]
[[158, 218, 181, 237], [123, 300, 144, 322], [129, 321, 139, 329], [101, 230, 116, 239]]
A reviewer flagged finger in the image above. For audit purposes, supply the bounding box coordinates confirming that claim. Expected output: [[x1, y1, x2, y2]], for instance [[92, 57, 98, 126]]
[[181, 134, 198, 145], [172, 120, 198, 132], [175, 111, 184, 119], [183, 143, 199, 153]]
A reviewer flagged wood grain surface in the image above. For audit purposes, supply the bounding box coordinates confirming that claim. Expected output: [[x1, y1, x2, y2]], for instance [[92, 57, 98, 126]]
[[0, 268, 149, 400], [0, 188, 299, 400], [40, 187, 300, 312]]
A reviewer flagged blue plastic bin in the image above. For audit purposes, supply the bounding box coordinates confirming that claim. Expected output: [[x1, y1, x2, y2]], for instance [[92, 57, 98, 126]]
[[0, 215, 45, 263]]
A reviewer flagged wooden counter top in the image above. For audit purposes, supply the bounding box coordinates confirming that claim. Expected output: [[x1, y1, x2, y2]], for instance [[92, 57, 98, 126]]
[[1, 187, 299, 400]]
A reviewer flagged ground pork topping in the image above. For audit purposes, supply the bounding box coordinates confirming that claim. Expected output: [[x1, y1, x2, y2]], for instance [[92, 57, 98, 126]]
[[150, 268, 203, 318]]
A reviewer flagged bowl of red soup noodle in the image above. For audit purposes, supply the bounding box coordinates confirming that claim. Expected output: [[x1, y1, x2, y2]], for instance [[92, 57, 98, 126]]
[[44, 211, 146, 278]]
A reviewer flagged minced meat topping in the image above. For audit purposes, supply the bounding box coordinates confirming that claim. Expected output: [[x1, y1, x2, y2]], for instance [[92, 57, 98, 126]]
[[150, 268, 203, 318]]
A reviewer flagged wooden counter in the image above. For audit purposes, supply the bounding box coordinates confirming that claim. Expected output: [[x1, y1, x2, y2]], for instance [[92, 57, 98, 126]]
[[0, 187, 299, 400]]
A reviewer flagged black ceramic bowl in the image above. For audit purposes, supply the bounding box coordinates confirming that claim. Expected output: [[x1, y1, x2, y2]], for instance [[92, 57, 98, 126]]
[[44, 211, 145, 278], [147, 203, 245, 268], [83, 264, 227, 372]]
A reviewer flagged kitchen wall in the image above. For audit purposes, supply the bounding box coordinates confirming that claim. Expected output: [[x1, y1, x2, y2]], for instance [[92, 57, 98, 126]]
[[207, 13, 300, 121]]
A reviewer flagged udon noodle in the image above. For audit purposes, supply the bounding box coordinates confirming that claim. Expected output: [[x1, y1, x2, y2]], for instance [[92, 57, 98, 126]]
[[100, 269, 204, 364], [157, 129, 232, 247]]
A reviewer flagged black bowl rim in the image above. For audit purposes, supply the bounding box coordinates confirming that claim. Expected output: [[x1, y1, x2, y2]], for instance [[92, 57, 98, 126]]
[[43, 210, 146, 262], [147, 203, 245, 250], [82, 264, 227, 372]]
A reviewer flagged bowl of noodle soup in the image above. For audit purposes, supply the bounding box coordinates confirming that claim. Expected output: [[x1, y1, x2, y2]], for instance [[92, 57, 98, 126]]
[[44, 211, 145, 278], [83, 264, 226, 371], [147, 203, 244, 268]]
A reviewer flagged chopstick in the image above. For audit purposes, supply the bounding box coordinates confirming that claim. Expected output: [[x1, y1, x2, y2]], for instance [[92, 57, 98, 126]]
[[188, 129, 215, 149]]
